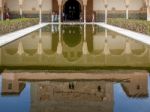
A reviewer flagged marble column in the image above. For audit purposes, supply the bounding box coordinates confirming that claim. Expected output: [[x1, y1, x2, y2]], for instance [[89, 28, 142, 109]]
[[83, 0, 87, 23], [144, 0, 150, 21], [147, 6, 150, 21], [58, 5, 61, 23], [103, 0, 108, 23], [38, 0, 43, 23], [124, 0, 130, 19], [0, 0, 3, 20], [83, 5, 86, 23], [57, 0, 62, 24], [125, 5, 129, 19], [104, 4, 108, 23], [19, 0, 23, 17]]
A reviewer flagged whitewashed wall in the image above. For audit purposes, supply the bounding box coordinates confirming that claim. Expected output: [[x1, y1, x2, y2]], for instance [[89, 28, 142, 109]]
[[6, 0, 145, 12], [6, 0, 19, 11], [6, 0, 52, 13], [93, 0, 144, 11]]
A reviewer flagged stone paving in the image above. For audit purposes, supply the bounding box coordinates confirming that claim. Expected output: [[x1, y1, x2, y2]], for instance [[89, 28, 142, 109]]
[[0, 23, 49, 47]]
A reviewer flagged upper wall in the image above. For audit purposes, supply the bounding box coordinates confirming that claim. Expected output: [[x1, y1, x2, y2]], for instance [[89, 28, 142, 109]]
[[6, 0, 145, 13], [93, 0, 145, 11], [6, 0, 52, 13]]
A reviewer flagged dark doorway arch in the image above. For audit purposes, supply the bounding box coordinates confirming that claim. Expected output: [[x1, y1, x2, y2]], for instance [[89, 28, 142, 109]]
[[63, 0, 81, 21]]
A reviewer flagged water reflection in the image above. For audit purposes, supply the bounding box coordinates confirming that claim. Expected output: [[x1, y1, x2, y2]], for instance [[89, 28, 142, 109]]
[[0, 70, 149, 112], [0, 24, 150, 68]]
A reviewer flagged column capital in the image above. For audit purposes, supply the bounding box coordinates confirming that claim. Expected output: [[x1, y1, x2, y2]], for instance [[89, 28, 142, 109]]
[[0, 0, 2, 7], [145, 0, 150, 7], [38, 0, 43, 5], [19, 0, 24, 5], [124, 0, 130, 6], [57, 0, 62, 6], [103, 0, 108, 6], [83, 0, 88, 6]]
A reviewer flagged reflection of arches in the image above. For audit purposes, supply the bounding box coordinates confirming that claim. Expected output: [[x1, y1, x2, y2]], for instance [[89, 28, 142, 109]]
[[63, 0, 81, 20], [4, 41, 19, 55], [92, 33, 105, 55], [130, 40, 147, 55], [62, 25, 83, 62], [22, 32, 38, 55], [63, 25, 82, 47], [42, 32, 55, 55], [108, 36, 126, 55]]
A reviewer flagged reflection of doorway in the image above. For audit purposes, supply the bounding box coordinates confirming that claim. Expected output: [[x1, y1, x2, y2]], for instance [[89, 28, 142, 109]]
[[64, 0, 81, 21]]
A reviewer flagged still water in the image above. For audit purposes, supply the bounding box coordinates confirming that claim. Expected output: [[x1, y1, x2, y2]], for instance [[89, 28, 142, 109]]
[[0, 25, 150, 69], [0, 25, 150, 112]]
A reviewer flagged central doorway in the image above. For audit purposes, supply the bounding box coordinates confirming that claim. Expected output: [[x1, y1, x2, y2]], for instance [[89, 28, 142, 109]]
[[63, 0, 81, 21]]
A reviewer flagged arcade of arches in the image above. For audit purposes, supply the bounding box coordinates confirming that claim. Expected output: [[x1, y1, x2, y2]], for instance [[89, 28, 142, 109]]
[[52, 0, 93, 22], [63, 0, 81, 20], [0, 0, 149, 22]]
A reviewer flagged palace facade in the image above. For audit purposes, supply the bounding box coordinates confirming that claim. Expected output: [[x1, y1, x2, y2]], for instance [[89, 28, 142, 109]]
[[0, 0, 149, 22]]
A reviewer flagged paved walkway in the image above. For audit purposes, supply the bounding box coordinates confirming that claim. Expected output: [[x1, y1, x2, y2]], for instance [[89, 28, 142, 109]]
[[96, 23, 150, 46], [0, 23, 49, 47]]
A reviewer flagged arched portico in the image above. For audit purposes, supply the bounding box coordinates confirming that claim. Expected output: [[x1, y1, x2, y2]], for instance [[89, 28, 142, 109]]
[[63, 0, 81, 21], [0, 0, 148, 22]]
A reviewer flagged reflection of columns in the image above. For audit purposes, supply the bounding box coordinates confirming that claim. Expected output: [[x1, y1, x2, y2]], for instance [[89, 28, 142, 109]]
[[19, 0, 23, 17], [82, 24, 89, 55], [57, 0, 62, 24], [145, 0, 150, 21], [124, 0, 130, 19], [124, 39, 132, 54], [0, 48, 1, 64], [83, 0, 87, 23], [0, 0, 3, 20], [17, 41, 24, 55], [103, 41, 110, 55], [105, 29, 108, 38], [92, 24, 95, 33], [38, 0, 43, 23], [103, 29, 110, 55], [57, 24, 62, 55], [37, 29, 43, 55]]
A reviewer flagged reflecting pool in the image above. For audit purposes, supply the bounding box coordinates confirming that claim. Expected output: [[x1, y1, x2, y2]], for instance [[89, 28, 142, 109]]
[[0, 24, 150, 112], [0, 25, 150, 70]]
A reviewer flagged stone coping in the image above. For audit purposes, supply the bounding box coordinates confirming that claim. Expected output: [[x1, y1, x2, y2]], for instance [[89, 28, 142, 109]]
[[0, 23, 49, 47], [96, 22, 150, 46]]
